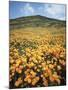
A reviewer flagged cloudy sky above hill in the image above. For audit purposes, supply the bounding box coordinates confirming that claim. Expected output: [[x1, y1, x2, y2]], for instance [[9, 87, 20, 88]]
[[9, 1, 66, 20]]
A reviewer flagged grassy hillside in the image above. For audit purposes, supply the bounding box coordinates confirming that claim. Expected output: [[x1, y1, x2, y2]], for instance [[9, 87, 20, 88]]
[[9, 15, 66, 88], [10, 15, 66, 29]]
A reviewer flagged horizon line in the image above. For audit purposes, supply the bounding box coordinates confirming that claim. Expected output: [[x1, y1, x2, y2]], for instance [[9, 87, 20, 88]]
[[10, 15, 66, 21]]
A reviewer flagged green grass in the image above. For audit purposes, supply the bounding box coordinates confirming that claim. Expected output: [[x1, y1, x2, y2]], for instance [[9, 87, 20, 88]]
[[10, 15, 66, 30]]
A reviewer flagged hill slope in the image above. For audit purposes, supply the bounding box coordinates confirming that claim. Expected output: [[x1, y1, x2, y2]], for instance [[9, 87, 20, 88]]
[[10, 15, 66, 29]]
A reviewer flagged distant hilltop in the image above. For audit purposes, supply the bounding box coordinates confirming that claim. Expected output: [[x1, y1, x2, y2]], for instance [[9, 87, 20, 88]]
[[10, 15, 66, 29]]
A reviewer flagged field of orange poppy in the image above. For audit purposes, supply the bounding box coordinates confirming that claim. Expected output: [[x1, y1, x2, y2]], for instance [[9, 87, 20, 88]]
[[9, 27, 66, 88]]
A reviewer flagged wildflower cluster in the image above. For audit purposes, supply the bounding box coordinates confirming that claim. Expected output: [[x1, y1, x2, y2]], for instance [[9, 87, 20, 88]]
[[9, 28, 66, 88]]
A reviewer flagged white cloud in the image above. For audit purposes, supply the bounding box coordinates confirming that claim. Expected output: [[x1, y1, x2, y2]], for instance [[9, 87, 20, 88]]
[[20, 3, 35, 16], [20, 3, 66, 20], [44, 4, 66, 20]]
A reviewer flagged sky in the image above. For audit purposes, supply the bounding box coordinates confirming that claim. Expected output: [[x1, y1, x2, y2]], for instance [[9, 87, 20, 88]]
[[9, 1, 66, 20]]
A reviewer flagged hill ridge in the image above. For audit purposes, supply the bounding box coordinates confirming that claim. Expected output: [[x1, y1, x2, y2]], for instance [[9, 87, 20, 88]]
[[10, 15, 66, 29], [10, 15, 65, 22]]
